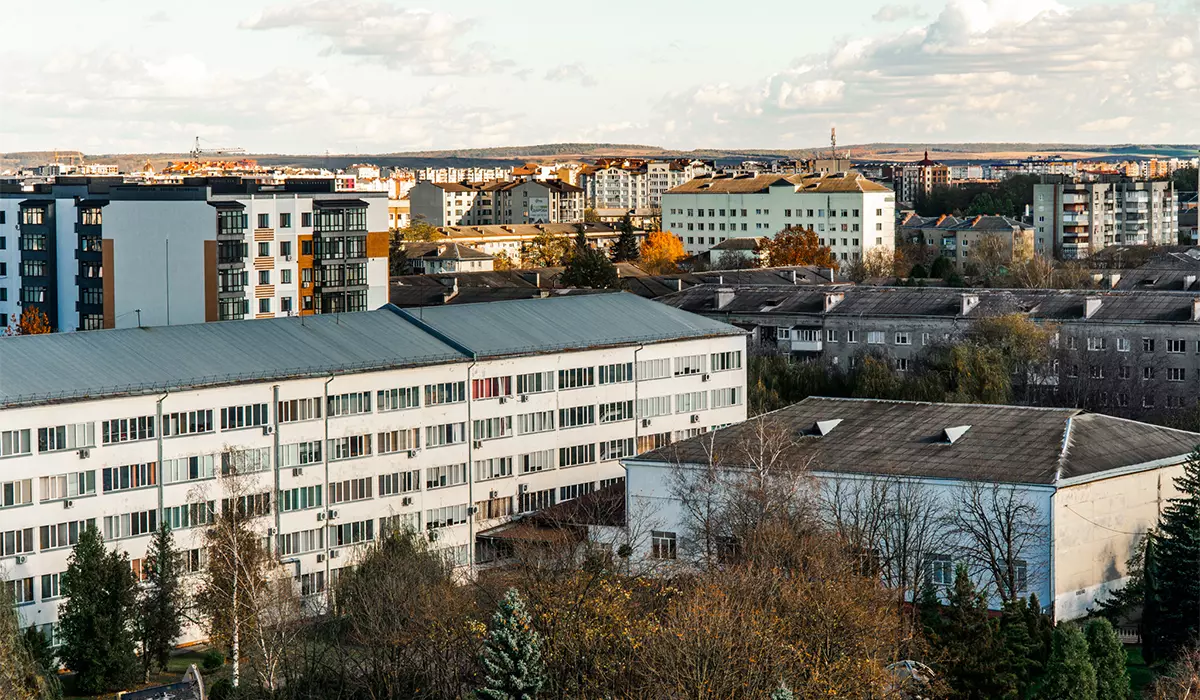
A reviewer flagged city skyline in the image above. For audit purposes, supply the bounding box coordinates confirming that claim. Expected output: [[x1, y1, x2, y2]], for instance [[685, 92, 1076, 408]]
[[1, 0, 1198, 154]]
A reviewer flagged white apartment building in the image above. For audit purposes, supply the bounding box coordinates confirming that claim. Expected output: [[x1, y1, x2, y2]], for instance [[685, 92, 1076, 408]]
[[0, 179, 390, 332], [581, 159, 713, 211], [0, 294, 747, 643], [409, 180, 585, 227], [662, 172, 897, 260], [416, 167, 513, 183], [1034, 179, 1179, 259]]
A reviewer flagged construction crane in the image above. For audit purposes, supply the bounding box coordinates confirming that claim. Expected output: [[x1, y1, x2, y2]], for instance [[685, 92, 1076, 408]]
[[190, 136, 246, 160]]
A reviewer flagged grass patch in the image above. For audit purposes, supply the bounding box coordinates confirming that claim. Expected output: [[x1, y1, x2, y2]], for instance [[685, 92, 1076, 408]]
[[1126, 646, 1156, 696]]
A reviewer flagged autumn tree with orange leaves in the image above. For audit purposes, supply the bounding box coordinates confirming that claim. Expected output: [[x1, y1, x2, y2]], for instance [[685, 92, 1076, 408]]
[[758, 227, 839, 269], [639, 230, 686, 274], [5, 306, 53, 335]]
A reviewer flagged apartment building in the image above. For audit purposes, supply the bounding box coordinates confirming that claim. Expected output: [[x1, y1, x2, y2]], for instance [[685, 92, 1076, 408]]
[[898, 214, 1037, 267], [0, 178, 389, 332], [0, 294, 747, 641], [415, 166, 513, 183], [1033, 179, 1178, 260], [663, 284, 1200, 414], [409, 180, 585, 227], [661, 172, 896, 260], [898, 152, 951, 205], [623, 396, 1197, 619], [430, 223, 624, 260], [580, 159, 713, 211]]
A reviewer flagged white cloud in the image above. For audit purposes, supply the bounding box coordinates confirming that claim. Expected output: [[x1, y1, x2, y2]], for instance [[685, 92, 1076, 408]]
[[872, 4, 928, 22], [544, 62, 598, 87], [1080, 116, 1134, 132]]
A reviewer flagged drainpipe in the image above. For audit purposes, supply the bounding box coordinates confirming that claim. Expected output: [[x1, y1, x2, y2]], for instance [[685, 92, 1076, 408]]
[[322, 375, 334, 607], [271, 385, 281, 556], [466, 358, 477, 577], [155, 392, 168, 515]]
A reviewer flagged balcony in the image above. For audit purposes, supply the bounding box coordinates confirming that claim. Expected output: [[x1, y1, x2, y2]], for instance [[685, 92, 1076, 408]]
[[1062, 213, 1090, 225]]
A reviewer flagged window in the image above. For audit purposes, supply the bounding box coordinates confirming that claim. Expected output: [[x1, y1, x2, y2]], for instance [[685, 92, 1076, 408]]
[[598, 362, 634, 384], [1167, 339, 1186, 353], [558, 367, 595, 389], [21, 207, 44, 225], [599, 400, 634, 423], [328, 477, 373, 504], [279, 213, 292, 228], [1115, 338, 1130, 352], [330, 518, 376, 546], [1169, 368, 1186, 382], [258, 270, 270, 285], [328, 391, 372, 417], [519, 488, 556, 513], [380, 513, 421, 537], [378, 429, 420, 454], [927, 555, 953, 586], [41, 573, 63, 600], [378, 470, 420, 496], [1066, 336, 1078, 350], [258, 298, 271, 314], [425, 381, 466, 405], [867, 331, 885, 345], [559, 443, 596, 468], [1143, 338, 1156, 352], [1118, 366, 1132, 380], [599, 438, 635, 461], [473, 416, 512, 441], [651, 531, 677, 560], [162, 410, 214, 437], [1088, 337, 1108, 351], [256, 213, 270, 229], [278, 397, 322, 423], [426, 422, 466, 448], [101, 416, 155, 445], [301, 212, 312, 228], [220, 403, 269, 430], [710, 351, 742, 372], [102, 463, 157, 493], [826, 330, 839, 343], [472, 376, 512, 399], [162, 501, 215, 530], [516, 371, 554, 394], [1090, 365, 1105, 380], [426, 463, 468, 490], [520, 449, 555, 474], [560, 481, 596, 502], [1143, 367, 1156, 380], [103, 510, 158, 540], [846, 330, 858, 344], [278, 528, 323, 556], [637, 395, 672, 419], [517, 411, 555, 435], [475, 496, 513, 521], [37, 423, 95, 453], [675, 391, 707, 413], [162, 454, 217, 483], [673, 355, 705, 376], [221, 492, 271, 519], [7, 578, 34, 605], [475, 457, 513, 481], [0, 528, 33, 557], [636, 358, 671, 380], [895, 332, 911, 346], [39, 471, 95, 501], [279, 486, 323, 512], [425, 505, 468, 530], [2, 430, 31, 458], [327, 435, 372, 461], [559, 405, 596, 429], [377, 386, 420, 412], [711, 387, 743, 409]]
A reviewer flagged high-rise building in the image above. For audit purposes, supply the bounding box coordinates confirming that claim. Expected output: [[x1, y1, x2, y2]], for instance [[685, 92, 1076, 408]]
[[1033, 179, 1178, 259], [898, 151, 951, 205]]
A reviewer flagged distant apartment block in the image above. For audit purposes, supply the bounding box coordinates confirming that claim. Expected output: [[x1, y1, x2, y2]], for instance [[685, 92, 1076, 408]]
[[0, 178, 389, 332], [898, 152, 951, 205], [415, 166, 513, 183], [898, 214, 1037, 268], [661, 172, 896, 260], [580, 159, 713, 211], [409, 180, 585, 227], [1034, 179, 1178, 260]]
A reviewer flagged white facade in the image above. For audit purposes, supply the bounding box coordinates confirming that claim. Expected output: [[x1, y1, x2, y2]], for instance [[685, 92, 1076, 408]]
[[583, 160, 712, 211]]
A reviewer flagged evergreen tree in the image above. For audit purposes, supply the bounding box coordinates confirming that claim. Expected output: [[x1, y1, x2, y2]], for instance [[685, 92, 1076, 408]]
[[612, 214, 639, 262], [476, 588, 544, 700], [770, 681, 795, 700], [1084, 618, 1130, 700], [138, 524, 184, 680], [0, 583, 60, 699], [58, 526, 138, 694], [921, 565, 1017, 698], [930, 256, 954, 279], [1036, 625, 1097, 700], [1146, 448, 1200, 661], [560, 247, 620, 289], [909, 263, 929, 278], [1141, 533, 1164, 664], [1000, 596, 1053, 697], [20, 626, 57, 681]]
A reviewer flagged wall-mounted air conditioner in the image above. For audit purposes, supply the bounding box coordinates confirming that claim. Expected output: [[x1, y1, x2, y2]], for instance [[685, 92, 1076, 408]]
[[316, 553, 325, 562], [402, 496, 413, 506], [407, 449, 418, 458], [641, 419, 652, 428], [316, 512, 325, 521], [262, 425, 274, 436], [519, 395, 529, 403], [63, 499, 74, 509], [292, 468, 302, 477], [489, 490, 498, 499], [77, 448, 90, 459], [690, 415, 700, 424], [701, 373, 711, 382]]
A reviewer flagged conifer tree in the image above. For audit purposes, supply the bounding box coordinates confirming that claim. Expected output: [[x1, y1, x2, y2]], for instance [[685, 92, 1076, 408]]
[[921, 566, 1017, 698], [476, 588, 544, 700], [58, 526, 138, 694], [1147, 448, 1200, 661], [0, 584, 59, 699], [770, 681, 796, 700], [139, 523, 185, 681], [1085, 618, 1130, 700], [1036, 625, 1097, 700], [612, 214, 639, 262]]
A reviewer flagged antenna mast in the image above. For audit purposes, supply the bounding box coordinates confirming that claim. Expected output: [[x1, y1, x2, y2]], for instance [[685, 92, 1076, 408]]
[[830, 127, 837, 159]]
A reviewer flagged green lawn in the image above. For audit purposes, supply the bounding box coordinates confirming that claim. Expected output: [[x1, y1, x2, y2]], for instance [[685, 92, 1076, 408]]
[[62, 648, 214, 700], [1126, 646, 1157, 697]]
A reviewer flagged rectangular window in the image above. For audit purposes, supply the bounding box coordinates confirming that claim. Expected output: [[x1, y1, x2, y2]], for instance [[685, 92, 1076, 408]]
[[162, 501, 215, 530], [39, 471, 96, 501], [7, 578, 34, 605], [0, 478, 32, 509], [1117, 338, 1131, 352], [0, 528, 34, 557], [378, 429, 421, 454], [519, 449, 555, 474], [327, 435, 372, 461], [475, 457, 513, 481], [519, 488, 556, 513], [895, 332, 911, 346], [278, 486, 322, 512], [220, 492, 271, 519], [100, 416, 155, 445], [516, 371, 554, 395], [41, 573, 63, 600], [846, 330, 858, 343], [558, 405, 596, 429], [559, 443, 596, 468], [277, 397, 322, 423], [637, 395, 672, 419], [1169, 367, 1186, 382], [279, 213, 292, 228], [277, 441, 322, 469], [558, 367, 595, 389], [380, 513, 421, 537], [517, 410, 555, 435], [257, 213, 270, 229], [328, 477, 373, 505], [162, 454, 216, 484], [425, 505, 468, 530], [867, 331, 886, 345], [426, 422, 466, 448], [221, 447, 270, 476], [675, 391, 707, 413], [378, 470, 420, 497], [710, 387, 743, 409], [327, 391, 372, 417], [560, 481, 596, 502], [278, 528, 324, 556], [425, 381, 466, 406], [1143, 338, 1156, 352], [599, 438, 635, 461], [710, 351, 742, 372], [927, 555, 953, 586], [1143, 367, 1156, 381], [598, 362, 634, 384], [1087, 337, 1108, 352], [651, 531, 677, 560], [1167, 339, 1186, 353], [426, 463, 468, 489], [162, 410, 214, 437], [637, 358, 672, 381], [673, 355, 705, 376], [475, 496, 513, 521], [599, 400, 634, 423], [377, 386, 420, 412], [472, 377, 512, 400], [219, 403, 269, 430], [101, 463, 157, 493], [1, 430, 31, 458], [103, 510, 158, 540], [37, 423, 95, 453], [473, 416, 513, 441]]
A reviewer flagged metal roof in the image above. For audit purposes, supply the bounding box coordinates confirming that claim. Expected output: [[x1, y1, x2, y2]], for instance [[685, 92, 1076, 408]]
[[0, 294, 743, 408]]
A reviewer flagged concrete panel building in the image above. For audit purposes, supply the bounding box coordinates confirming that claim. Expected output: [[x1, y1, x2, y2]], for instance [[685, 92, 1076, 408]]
[[1033, 179, 1178, 260], [898, 214, 1038, 268], [409, 180, 585, 227]]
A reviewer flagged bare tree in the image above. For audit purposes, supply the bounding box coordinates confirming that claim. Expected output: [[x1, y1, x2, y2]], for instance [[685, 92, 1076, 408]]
[[948, 481, 1046, 604], [879, 478, 950, 613]]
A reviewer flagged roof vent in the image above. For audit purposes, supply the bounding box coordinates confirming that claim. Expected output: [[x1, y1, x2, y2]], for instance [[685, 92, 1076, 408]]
[[1192, 297, 1200, 322], [808, 419, 842, 437], [823, 292, 845, 313], [715, 287, 735, 310], [960, 294, 980, 316], [942, 425, 971, 444], [1084, 297, 1102, 319], [1185, 275, 1196, 291]]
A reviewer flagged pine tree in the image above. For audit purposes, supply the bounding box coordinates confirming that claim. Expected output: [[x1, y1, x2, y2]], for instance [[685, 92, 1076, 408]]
[[612, 214, 639, 262], [139, 524, 184, 681], [476, 588, 544, 700], [1085, 618, 1130, 700], [1036, 625, 1097, 700], [921, 566, 1017, 698], [0, 584, 60, 699], [58, 525, 138, 694], [560, 247, 620, 289], [1146, 448, 1200, 661], [1000, 597, 1046, 697], [770, 681, 795, 700]]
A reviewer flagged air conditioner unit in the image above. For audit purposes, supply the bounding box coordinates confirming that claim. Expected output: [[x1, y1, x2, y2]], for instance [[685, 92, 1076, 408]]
[[302, 281, 311, 289], [690, 414, 701, 424], [428, 530, 439, 542], [641, 418, 652, 428], [473, 440, 483, 449], [15, 555, 27, 565], [498, 396, 508, 404], [77, 448, 90, 459], [267, 527, 276, 536], [328, 509, 339, 519], [519, 395, 529, 403], [316, 553, 325, 563], [701, 373, 712, 382], [316, 512, 325, 521], [407, 449, 418, 458], [401, 496, 413, 506], [292, 468, 303, 477], [284, 254, 293, 261], [262, 425, 274, 436], [329, 549, 340, 559], [63, 499, 74, 509], [519, 484, 529, 494], [489, 490, 498, 499]]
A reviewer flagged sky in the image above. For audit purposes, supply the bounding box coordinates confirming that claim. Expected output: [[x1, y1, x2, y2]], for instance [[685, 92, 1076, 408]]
[[1, 0, 1197, 154]]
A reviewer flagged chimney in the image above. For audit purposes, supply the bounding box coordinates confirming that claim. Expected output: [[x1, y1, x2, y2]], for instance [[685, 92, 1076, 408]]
[[825, 267, 836, 282], [442, 278, 459, 303], [675, 278, 684, 292], [1108, 273, 1121, 289], [960, 293, 980, 316], [823, 292, 845, 313], [1185, 275, 1196, 291], [715, 287, 735, 310], [1192, 297, 1200, 322], [790, 270, 798, 284], [1084, 297, 1102, 319]]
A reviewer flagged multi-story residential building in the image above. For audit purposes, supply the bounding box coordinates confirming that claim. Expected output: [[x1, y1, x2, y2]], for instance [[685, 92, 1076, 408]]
[[0, 294, 747, 642], [1033, 179, 1178, 260], [403, 242, 494, 274], [428, 223, 624, 260], [898, 213, 1037, 267], [661, 172, 896, 260], [580, 159, 713, 211], [415, 166, 513, 183], [409, 180, 585, 227], [898, 152, 951, 205], [0, 178, 389, 332], [623, 396, 1197, 619]]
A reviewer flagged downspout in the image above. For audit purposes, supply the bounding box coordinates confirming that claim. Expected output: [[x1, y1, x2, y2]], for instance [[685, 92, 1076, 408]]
[[466, 357, 477, 577], [629, 345, 644, 555], [155, 392, 169, 516], [271, 384, 281, 557], [322, 375, 334, 606]]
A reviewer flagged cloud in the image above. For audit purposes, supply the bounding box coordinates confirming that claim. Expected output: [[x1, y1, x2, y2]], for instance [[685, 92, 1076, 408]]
[[872, 4, 928, 22], [239, 0, 511, 75], [544, 62, 598, 87], [1079, 116, 1134, 132]]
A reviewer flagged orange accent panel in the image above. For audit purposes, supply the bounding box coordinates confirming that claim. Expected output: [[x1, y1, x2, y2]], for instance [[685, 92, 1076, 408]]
[[102, 239, 116, 328], [253, 257, 276, 270], [255, 285, 275, 298], [366, 230, 389, 259], [253, 228, 275, 241], [203, 241, 218, 322]]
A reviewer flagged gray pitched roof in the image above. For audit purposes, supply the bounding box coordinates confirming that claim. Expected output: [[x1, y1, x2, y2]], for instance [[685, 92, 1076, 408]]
[[630, 397, 1199, 485]]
